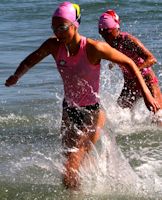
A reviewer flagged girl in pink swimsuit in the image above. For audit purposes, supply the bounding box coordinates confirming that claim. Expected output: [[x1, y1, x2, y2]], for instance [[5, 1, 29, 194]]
[[5, 2, 160, 189], [98, 10, 162, 109]]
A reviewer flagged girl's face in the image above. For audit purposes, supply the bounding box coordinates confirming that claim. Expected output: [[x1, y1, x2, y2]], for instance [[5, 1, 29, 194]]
[[99, 28, 119, 43], [52, 17, 76, 44]]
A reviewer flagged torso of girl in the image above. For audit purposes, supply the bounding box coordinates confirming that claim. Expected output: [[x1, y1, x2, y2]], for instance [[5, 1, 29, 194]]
[[111, 32, 148, 79], [55, 36, 100, 107]]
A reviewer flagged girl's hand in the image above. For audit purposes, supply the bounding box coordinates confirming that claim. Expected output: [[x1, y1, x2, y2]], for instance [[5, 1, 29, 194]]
[[5, 75, 19, 87], [144, 95, 160, 113]]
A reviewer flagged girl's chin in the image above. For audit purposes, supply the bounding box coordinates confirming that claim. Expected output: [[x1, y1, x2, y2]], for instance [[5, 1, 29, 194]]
[[55, 36, 66, 43], [57, 37, 73, 45]]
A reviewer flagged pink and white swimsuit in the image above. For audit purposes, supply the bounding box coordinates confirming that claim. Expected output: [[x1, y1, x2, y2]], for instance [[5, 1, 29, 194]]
[[55, 36, 100, 107]]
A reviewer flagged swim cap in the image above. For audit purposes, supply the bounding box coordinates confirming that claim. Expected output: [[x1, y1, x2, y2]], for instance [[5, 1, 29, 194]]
[[99, 10, 120, 30], [52, 2, 81, 28]]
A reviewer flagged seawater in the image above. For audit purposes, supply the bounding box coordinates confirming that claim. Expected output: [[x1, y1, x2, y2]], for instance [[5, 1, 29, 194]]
[[0, 0, 162, 199]]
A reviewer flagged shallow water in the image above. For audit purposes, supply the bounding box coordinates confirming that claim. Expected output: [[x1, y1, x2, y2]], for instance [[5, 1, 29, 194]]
[[1, 0, 162, 199]]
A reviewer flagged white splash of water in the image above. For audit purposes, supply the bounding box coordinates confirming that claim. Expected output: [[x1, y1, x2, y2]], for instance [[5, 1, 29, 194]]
[[75, 63, 162, 197], [78, 131, 149, 198]]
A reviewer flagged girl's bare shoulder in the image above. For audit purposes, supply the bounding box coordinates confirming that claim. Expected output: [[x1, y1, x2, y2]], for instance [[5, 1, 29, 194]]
[[41, 36, 62, 56], [86, 38, 109, 51]]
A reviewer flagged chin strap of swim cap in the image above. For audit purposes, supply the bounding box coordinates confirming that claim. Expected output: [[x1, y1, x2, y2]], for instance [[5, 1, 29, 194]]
[[72, 3, 81, 24]]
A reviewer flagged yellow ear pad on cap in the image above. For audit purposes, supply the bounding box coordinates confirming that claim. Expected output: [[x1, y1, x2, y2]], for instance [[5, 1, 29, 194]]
[[72, 3, 81, 23]]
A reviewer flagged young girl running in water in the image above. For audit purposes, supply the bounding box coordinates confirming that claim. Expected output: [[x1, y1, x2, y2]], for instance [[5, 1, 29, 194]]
[[98, 9, 162, 110], [5, 2, 160, 189]]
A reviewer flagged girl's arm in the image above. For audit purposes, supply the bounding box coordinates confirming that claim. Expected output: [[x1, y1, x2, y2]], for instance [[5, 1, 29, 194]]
[[87, 39, 160, 113], [128, 34, 157, 69], [5, 37, 58, 87]]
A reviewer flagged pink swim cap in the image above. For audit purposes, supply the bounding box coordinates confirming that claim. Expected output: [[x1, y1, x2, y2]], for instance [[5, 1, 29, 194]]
[[52, 2, 81, 28], [99, 10, 120, 30]]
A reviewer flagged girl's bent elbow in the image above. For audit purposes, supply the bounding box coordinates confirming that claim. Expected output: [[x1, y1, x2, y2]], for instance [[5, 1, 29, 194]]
[[153, 58, 157, 64]]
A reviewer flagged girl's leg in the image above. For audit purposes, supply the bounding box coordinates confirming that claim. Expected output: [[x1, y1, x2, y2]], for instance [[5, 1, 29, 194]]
[[61, 108, 105, 189], [117, 80, 141, 109]]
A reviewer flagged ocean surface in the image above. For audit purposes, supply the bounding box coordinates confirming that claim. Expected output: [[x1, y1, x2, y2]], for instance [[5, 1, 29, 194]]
[[1, 0, 162, 199]]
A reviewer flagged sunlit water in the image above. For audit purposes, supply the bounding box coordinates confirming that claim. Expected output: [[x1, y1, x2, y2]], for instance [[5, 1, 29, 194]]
[[1, 0, 162, 199]]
